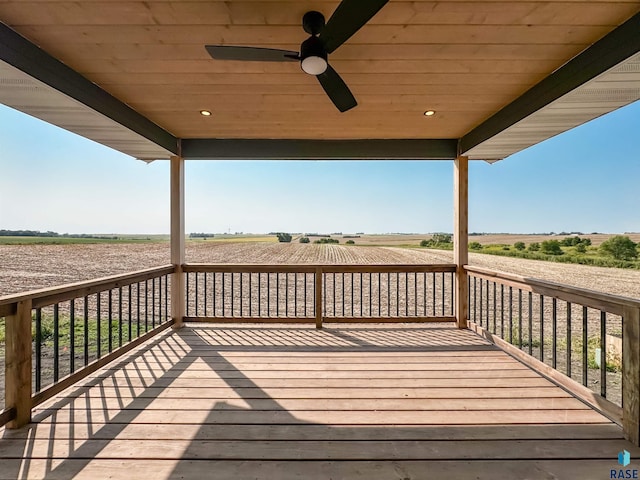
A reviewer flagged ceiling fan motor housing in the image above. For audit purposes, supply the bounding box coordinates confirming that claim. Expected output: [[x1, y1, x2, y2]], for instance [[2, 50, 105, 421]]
[[302, 11, 326, 35]]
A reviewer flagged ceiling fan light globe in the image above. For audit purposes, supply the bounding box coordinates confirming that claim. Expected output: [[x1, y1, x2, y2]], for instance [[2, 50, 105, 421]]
[[301, 56, 328, 75]]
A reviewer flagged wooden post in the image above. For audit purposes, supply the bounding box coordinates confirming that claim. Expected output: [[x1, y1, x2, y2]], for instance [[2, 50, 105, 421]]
[[5, 299, 32, 428], [171, 155, 185, 329], [454, 156, 469, 329], [315, 268, 323, 329], [623, 305, 640, 445]]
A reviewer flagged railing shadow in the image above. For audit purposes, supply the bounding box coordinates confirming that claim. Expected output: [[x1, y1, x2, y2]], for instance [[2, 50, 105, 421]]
[[0, 330, 198, 478]]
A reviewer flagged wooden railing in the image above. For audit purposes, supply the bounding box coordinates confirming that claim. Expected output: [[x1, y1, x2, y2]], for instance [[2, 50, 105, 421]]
[[0, 265, 175, 429], [465, 265, 640, 445], [183, 264, 457, 327]]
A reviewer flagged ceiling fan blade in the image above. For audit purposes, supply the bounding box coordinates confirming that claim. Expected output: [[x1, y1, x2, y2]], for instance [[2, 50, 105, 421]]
[[205, 45, 299, 62], [316, 65, 357, 113], [319, 0, 389, 53]]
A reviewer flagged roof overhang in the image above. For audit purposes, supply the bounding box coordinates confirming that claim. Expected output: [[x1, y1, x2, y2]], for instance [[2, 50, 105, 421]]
[[0, 21, 177, 160], [0, 60, 176, 161], [461, 12, 640, 160], [0, 5, 638, 162]]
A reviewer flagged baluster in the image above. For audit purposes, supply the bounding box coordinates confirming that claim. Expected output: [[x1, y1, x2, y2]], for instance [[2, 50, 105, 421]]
[[185, 274, 189, 317], [552, 298, 557, 369], [204, 272, 208, 317], [492, 282, 497, 334], [601, 311, 607, 397], [396, 273, 399, 317], [70, 299, 75, 373], [84, 296, 89, 365], [508, 287, 513, 344], [108, 289, 113, 353], [128, 284, 133, 341], [539, 295, 545, 361], [582, 306, 588, 386], [479, 278, 483, 326], [360, 272, 364, 317], [195, 272, 199, 317], [528, 291, 533, 355], [567, 302, 572, 378], [97, 292, 102, 358], [331, 273, 340, 317], [152, 277, 156, 326], [258, 272, 262, 317], [136, 283, 141, 336], [500, 285, 504, 339], [35, 308, 42, 391]]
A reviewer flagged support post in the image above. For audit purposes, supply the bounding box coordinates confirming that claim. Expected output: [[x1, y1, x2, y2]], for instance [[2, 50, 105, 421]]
[[454, 156, 469, 329], [171, 155, 185, 329], [5, 299, 32, 428], [623, 305, 640, 445], [315, 268, 323, 329]]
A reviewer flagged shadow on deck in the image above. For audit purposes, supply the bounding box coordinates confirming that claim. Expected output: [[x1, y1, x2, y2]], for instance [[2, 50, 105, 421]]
[[0, 323, 638, 479]]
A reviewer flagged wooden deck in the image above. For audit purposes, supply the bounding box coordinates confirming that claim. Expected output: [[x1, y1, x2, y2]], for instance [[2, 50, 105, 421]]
[[1, 323, 639, 479]]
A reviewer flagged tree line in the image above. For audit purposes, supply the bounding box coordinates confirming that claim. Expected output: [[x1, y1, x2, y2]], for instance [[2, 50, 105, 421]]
[[0, 230, 117, 239]]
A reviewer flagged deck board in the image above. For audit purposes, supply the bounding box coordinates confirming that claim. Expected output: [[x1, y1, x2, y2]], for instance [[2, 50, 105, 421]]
[[1, 323, 638, 479], [0, 459, 634, 480]]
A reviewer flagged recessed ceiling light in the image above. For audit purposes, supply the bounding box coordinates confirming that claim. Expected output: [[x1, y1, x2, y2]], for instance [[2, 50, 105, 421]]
[[423, 110, 435, 116], [200, 110, 212, 116]]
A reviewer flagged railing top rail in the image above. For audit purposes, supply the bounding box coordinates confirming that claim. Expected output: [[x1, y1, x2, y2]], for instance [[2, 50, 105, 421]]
[[183, 263, 457, 274], [465, 265, 640, 316], [0, 265, 175, 314]]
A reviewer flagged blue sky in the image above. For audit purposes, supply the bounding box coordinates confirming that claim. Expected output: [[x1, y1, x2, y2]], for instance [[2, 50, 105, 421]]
[[0, 101, 638, 235]]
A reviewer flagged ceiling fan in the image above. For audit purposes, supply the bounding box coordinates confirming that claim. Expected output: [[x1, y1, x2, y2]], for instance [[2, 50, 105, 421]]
[[205, 1, 389, 113]]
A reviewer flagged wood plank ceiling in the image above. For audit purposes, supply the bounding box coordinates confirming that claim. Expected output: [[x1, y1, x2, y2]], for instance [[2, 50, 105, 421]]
[[0, 1, 639, 142]]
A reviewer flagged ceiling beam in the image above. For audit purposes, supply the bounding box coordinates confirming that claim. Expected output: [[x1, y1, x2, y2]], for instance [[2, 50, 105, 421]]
[[459, 11, 640, 156], [180, 139, 458, 160], [0, 22, 178, 155]]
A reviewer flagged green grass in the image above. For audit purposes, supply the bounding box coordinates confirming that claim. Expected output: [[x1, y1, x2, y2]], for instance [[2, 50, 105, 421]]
[[0, 234, 281, 245], [515, 332, 621, 373], [0, 235, 167, 245], [498, 318, 621, 373], [556, 335, 620, 373], [37, 317, 145, 354], [188, 235, 277, 243], [0, 314, 152, 352], [507, 323, 541, 348], [421, 242, 640, 269], [581, 336, 621, 372]]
